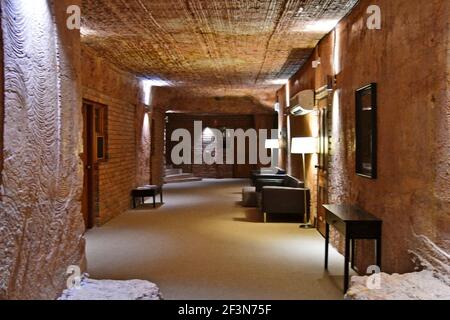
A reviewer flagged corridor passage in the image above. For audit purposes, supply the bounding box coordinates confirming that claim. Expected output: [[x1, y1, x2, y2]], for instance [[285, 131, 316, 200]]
[[86, 179, 349, 300]]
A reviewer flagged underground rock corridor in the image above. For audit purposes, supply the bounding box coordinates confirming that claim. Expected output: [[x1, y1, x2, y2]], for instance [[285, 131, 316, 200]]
[[0, 0, 449, 310], [86, 179, 352, 300]]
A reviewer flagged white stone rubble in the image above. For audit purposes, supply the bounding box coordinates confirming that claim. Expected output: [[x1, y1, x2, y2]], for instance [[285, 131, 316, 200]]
[[345, 270, 450, 300], [59, 276, 163, 300]]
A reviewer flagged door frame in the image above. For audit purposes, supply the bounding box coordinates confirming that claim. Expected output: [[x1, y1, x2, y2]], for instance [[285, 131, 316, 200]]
[[81, 100, 107, 229], [315, 86, 332, 236]]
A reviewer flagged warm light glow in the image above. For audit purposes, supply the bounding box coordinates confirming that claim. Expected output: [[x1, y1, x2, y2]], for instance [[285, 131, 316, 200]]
[[143, 79, 171, 87], [142, 78, 171, 105], [269, 79, 289, 85], [285, 80, 290, 107], [291, 137, 318, 154], [310, 110, 320, 138], [265, 139, 280, 149], [143, 113, 150, 132], [274, 102, 280, 112], [333, 29, 341, 74], [287, 115, 292, 174], [303, 19, 340, 33], [332, 90, 341, 136], [142, 80, 152, 106]]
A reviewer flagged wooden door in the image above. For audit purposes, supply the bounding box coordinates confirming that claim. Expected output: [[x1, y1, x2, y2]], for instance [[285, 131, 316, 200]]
[[315, 88, 331, 236], [82, 103, 94, 229], [81, 101, 106, 229]]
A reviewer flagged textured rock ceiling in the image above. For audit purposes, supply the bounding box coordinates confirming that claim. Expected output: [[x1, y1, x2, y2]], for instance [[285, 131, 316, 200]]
[[81, 0, 358, 99]]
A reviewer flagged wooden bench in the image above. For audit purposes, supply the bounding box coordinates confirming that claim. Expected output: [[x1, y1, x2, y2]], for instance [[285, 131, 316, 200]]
[[131, 185, 163, 208]]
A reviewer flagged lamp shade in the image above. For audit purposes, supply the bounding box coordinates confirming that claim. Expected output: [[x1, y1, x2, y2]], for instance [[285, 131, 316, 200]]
[[291, 137, 317, 154], [265, 139, 280, 149]]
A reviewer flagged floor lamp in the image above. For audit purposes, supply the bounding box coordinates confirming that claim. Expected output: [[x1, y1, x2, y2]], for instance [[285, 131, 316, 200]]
[[291, 137, 317, 229]]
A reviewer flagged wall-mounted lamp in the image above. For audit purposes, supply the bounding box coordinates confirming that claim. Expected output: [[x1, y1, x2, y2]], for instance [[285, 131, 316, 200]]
[[274, 102, 280, 113], [312, 57, 321, 69]]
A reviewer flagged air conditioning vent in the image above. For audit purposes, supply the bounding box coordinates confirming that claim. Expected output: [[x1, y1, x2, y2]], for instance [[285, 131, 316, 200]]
[[290, 90, 315, 116]]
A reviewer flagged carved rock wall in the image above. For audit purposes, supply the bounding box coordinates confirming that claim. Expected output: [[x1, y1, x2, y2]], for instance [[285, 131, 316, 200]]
[[0, 0, 85, 299], [281, 0, 450, 276], [328, 0, 450, 276]]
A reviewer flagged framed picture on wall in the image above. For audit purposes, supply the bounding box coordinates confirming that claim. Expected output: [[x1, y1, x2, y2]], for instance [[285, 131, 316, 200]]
[[355, 83, 377, 179]]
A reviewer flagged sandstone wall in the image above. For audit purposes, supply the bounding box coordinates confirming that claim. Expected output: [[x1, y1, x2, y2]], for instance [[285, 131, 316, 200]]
[[150, 110, 166, 186], [136, 104, 151, 187], [81, 46, 146, 225], [283, 0, 450, 276], [0, 0, 85, 299]]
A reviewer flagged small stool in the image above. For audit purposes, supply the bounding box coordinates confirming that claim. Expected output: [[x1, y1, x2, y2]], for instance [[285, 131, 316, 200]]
[[131, 185, 163, 208], [242, 186, 258, 207]]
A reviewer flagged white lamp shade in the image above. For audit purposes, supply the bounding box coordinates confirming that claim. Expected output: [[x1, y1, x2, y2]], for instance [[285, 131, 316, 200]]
[[291, 137, 317, 154], [265, 139, 280, 149]]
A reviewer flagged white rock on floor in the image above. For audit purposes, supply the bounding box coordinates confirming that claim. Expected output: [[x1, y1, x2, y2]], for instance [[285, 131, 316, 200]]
[[59, 276, 163, 300], [345, 270, 450, 300]]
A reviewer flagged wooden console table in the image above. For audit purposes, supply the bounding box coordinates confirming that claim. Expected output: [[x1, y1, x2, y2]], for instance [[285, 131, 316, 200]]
[[323, 204, 382, 293]]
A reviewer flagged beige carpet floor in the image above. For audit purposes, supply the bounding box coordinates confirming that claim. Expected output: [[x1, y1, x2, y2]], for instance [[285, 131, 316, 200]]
[[86, 179, 351, 300]]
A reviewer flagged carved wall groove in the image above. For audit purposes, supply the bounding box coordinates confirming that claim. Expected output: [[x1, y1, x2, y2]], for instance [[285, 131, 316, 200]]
[[0, 0, 85, 299]]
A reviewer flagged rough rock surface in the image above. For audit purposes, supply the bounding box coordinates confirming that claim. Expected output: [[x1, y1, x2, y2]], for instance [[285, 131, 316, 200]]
[[0, 0, 85, 299], [345, 270, 450, 300], [59, 277, 163, 300], [81, 0, 358, 100], [283, 0, 450, 276]]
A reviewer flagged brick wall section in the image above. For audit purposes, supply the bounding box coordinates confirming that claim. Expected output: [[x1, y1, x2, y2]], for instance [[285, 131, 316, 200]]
[[82, 46, 145, 225]]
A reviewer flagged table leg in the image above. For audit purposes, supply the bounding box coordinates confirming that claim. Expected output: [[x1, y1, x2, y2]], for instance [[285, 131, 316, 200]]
[[325, 222, 329, 270], [153, 194, 156, 208], [160, 189, 163, 204], [141, 197, 144, 206], [351, 239, 356, 269], [344, 235, 350, 293], [376, 237, 382, 270], [133, 196, 136, 209]]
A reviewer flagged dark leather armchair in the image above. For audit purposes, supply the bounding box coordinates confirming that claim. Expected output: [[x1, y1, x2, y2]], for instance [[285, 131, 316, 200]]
[[251, 167, 286, 186], [259, 175, 310, 222]]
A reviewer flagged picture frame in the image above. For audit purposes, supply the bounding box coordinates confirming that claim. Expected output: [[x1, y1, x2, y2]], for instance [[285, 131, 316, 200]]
[[355, 83, 377, 179]]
